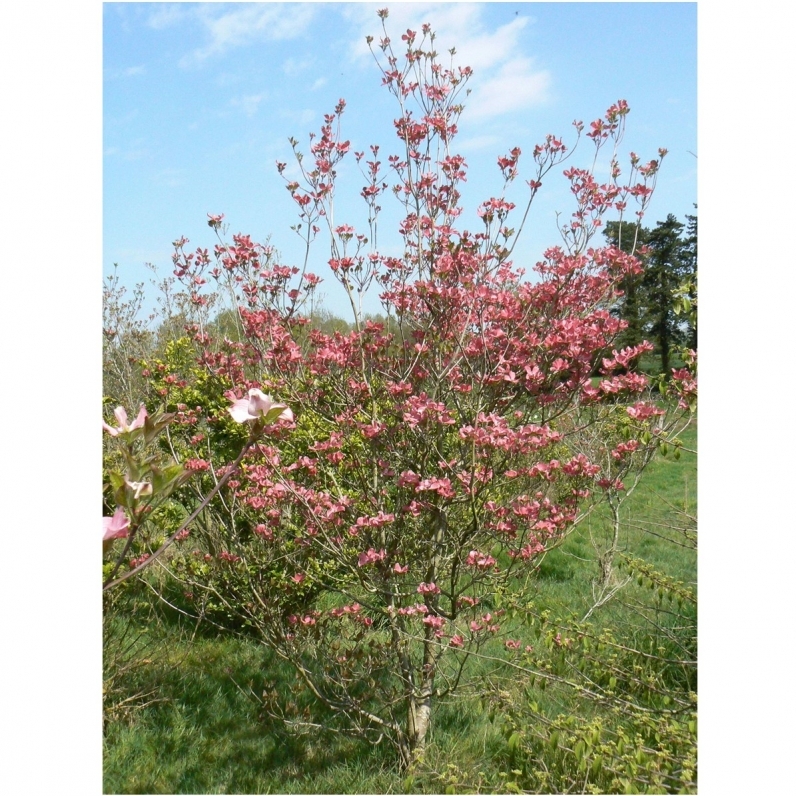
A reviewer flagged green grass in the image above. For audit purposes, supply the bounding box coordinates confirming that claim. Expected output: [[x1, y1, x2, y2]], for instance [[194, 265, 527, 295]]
[[104, 630, 404, 794], [104, 420, 696, 794]]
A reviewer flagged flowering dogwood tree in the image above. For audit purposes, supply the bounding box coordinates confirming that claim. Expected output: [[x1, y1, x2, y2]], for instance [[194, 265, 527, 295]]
[[146, 11, 696, 767]]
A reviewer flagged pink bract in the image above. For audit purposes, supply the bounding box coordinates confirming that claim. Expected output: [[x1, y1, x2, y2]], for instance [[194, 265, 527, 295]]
[[103, 507, 130, 541], [103, 404, 147, 436], [228, 389, 294, 424]]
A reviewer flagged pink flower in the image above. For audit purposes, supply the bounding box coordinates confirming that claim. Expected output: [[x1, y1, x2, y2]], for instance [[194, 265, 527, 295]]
[[397, 470, 421, 488], [466, 550, 497, 569], [358, 548, 386, 567], [129, 553, 150, 569], [103, 507, 130, 541], [626, 401, 665, 421], [228, 389, 294, 424], [449, 634, 465, 648], [103, 404, 147, 436], [417, 582, 441, 595]]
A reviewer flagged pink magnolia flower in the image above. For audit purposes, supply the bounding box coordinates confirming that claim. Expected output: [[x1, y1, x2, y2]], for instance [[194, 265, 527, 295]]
[[103, 404, 147, 437], [449, 634, 465, 648], [103, 507, 130, 541], [228, 389, 294, 424]]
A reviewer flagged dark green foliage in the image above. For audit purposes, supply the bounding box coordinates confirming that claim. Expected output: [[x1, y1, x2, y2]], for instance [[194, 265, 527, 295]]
[[602, 221, 649, 354], [604, 212, 697, 373]]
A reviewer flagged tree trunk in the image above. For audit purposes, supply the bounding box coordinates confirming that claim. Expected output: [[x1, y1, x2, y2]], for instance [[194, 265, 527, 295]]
[[402, 681, 434, 767], [660, 323, 670, 375]]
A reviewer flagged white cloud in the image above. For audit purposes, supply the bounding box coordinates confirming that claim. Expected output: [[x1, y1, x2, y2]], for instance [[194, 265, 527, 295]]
[[467, 58, 550, 120], [279, 107, 317, 128], [455, 133, 502, 153], [123, 144, 150, 163], [181, 4, 316, 66], [231, 93, 267, 118], [282, 57, 313, 77], [341, 3, 549, 122], [103, 132, 149, 162], [147, 4, 187, 31], [104, 65, 146, 81], [152, 168, 184, 189]]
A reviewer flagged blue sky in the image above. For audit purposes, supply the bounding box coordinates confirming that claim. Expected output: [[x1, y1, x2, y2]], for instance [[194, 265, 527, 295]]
[[104, 2, 697, 320]]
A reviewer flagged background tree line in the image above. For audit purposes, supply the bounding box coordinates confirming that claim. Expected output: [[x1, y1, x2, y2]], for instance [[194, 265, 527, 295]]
[[603, 210, 697, 374]]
